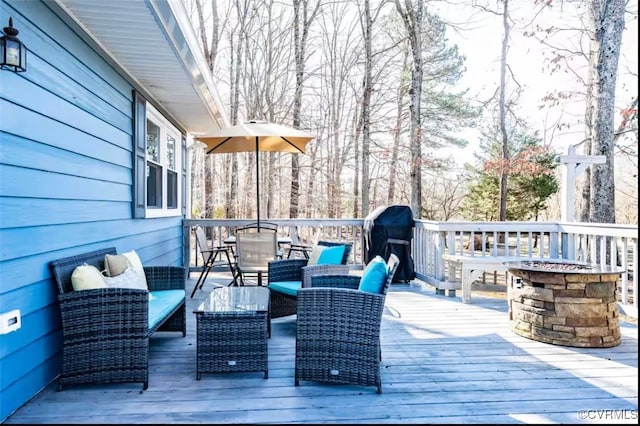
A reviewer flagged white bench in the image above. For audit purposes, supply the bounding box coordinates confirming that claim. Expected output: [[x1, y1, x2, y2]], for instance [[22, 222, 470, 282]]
[[442, 254, 539, 303]]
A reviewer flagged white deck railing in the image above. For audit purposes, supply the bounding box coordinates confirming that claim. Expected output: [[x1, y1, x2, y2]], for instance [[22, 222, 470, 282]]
[[183, 218, 638, 317]]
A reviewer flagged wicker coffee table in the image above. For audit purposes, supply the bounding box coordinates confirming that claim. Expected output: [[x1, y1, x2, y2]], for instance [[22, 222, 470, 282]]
[[194, 286, 270, 380]]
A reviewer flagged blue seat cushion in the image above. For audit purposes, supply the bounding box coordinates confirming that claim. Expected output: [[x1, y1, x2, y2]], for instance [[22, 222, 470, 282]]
[[316, 245, 345, 265], [358, 256, 388, 294], [148, 290, 185, 330], [269, 281, 301, 297]]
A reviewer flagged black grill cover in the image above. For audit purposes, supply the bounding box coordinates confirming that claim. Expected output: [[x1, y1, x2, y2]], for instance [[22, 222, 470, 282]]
[[363, 205, 416, 282]]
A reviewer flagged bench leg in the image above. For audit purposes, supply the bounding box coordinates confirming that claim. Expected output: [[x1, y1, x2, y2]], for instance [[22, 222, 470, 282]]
[[461, 269, 484, 303]]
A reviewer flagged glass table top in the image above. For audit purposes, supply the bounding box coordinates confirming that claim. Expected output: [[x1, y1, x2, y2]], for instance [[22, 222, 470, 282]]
[[194, 286, 270, 313]]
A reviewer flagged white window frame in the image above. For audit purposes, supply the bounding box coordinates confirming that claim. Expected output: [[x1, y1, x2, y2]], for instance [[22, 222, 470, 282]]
[[145, 103, 182, 218]]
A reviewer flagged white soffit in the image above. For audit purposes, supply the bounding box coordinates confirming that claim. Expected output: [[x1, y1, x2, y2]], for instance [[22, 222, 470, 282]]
[[55, 0, 229, 134]]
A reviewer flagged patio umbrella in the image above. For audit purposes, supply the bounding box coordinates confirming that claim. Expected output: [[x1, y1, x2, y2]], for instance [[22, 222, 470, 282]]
[[196, 120, 315, 228]]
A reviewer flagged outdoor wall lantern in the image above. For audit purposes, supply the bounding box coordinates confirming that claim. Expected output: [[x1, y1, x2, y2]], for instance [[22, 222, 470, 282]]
[[1, 17, 27, 72]]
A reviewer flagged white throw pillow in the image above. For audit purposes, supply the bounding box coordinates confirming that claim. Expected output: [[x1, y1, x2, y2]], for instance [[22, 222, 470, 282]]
[[121, 251, 145, 276], [104, 250, 148, 288], [103, 266, 154, 300], [306, 245, 327, 266], [103, 266, 147, 290], [71, 264, 107, 291]]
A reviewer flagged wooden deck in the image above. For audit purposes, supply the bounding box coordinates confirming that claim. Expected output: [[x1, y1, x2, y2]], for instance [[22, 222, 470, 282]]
[[6, 274, 638, 424]]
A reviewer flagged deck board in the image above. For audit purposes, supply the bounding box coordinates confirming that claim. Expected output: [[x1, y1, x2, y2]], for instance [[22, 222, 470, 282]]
[[6, 275, 638, 424]]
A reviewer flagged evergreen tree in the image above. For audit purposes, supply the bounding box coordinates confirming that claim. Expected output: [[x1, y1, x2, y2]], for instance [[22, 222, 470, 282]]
[[461, 123, 559, 221]]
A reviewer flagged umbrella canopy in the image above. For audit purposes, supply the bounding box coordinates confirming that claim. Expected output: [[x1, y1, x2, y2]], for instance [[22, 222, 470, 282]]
[[198, 121, 314, 154], [196, 120, 315, 227]]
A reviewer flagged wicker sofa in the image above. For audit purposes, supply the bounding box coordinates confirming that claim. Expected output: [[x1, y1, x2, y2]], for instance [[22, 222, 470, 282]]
[[49, 247, 186, 391], [267, 241, 353, 319]]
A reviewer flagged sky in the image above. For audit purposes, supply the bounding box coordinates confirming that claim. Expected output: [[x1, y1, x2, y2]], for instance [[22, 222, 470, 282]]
[[432, 0, 638, 169]]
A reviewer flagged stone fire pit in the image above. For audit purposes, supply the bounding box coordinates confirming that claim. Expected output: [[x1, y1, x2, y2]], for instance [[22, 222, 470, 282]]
[[504, 259, 625, 348]]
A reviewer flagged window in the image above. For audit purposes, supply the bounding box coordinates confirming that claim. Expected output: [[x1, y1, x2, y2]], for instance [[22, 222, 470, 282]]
[[146, 119, 162, 208], [132, 90, 184, 218], [166, 134, 178, 209], [145, 104, 181, 216]]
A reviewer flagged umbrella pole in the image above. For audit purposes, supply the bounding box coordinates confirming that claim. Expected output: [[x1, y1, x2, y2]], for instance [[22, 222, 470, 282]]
[[255, 136, 260, 231]]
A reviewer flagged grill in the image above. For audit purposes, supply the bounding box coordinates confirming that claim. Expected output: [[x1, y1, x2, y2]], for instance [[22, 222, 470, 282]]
[[363, 205, 415, 283]]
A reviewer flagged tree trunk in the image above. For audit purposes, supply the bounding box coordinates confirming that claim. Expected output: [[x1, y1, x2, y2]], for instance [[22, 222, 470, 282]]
[[290, 0, 320, 218], [195, 0, 210, 70], [395, 0, 423, 219], [360, 0, 373, 217], [193, 0, 222, 218], [226, 22, 243, 218], [388, 45, 408, 205], [498, 0, 511, 223], [291, 0, 303, 219], [588, 0, 625, 225], [353, 103, 361, 218]]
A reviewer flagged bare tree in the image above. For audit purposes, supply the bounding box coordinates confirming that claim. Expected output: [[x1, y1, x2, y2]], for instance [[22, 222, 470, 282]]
[[359, 0, 373, 217], [388, 44, 409, 204], [394, 0, 423, 219], [290, 0, 321, 218], [195, 0, 220, 72], [355, 0, 394, 216], [190, 0, 225, 217], [423, 170, 467, 220], [497, 0, 511, 222], [527, 0, 634, 224], [587, 0, 625, 224], [314, 1, 362, 218], [185, 0, 633, 224], [223, 1, 257, 218]]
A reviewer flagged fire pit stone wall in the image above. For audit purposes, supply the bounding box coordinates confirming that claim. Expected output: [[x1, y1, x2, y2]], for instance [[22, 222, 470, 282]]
[[506, 261, 624, 348]]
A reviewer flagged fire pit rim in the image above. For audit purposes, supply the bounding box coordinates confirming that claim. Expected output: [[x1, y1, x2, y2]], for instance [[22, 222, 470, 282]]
[[502, 259, 626, 275]]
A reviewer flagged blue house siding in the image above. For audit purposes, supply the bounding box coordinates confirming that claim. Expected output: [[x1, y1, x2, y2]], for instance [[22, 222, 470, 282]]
[[0, 1, 185, 421]]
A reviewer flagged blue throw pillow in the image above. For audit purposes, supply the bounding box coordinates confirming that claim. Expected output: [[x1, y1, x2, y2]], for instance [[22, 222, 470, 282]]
[[316, 245, 345, 265], [358, 256, 388, 294]]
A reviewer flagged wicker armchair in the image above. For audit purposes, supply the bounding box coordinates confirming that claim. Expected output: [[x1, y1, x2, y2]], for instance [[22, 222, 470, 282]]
[[294, 254, 400, 393], [267, 241, 353, 319], [50, 247, 186, 391]]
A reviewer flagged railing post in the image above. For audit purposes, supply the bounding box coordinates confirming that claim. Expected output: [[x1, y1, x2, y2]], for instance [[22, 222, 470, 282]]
[[183, 221, 191, 273], [434, 231, 446, 281]]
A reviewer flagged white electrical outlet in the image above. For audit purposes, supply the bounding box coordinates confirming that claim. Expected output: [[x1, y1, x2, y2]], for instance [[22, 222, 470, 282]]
[[0, 310, 21, 334]]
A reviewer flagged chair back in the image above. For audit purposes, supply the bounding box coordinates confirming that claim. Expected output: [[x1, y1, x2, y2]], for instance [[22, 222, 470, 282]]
[[236, 229, 278, 271], [237, 222, 279, 233], [381, 253, 400, 295], [194, 226, 211, 257]]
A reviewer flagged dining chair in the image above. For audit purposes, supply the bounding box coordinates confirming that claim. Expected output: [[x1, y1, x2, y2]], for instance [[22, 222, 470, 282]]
[[235, 228, 278, 286], [190, 225, 238, 298], [224, 222, 284, 258]]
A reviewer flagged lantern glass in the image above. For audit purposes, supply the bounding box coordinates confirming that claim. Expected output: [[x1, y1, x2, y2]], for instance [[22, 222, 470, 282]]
[[5, 39, 20, 66], [1, 18, 27, 72]]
